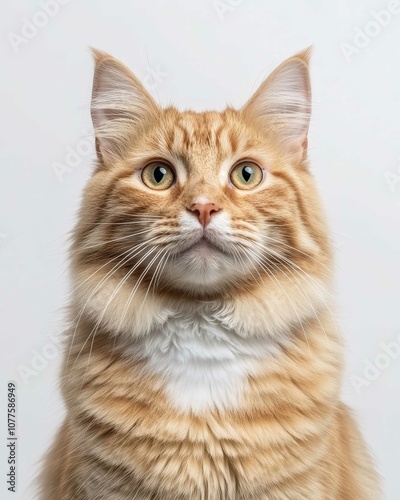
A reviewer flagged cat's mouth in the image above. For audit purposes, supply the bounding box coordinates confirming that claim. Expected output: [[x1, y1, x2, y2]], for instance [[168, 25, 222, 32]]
[[175, 236, 227, 257]]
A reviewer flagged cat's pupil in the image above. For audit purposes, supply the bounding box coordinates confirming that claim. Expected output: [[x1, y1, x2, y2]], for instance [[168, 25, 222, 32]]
[[154, 166, 167, 183], [242, 166, 253, 182]]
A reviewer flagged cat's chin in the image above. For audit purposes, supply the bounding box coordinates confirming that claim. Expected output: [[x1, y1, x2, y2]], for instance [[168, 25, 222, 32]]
[[174, 236, 227, 258], [161, 247, 243, 293]]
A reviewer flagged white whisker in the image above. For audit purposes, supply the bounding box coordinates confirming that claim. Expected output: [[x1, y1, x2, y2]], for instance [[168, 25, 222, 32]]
[[73, 246, 159, 380], [67, 238, 159, 367]]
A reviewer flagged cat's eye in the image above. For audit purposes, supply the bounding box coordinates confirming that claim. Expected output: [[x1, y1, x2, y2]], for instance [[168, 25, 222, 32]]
[[141, 161, 175, 190], [230, 161, 263, 190]]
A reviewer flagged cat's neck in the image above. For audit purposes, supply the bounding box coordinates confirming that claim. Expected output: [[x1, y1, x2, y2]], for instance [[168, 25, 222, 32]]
[[126, 304, 286, 414]]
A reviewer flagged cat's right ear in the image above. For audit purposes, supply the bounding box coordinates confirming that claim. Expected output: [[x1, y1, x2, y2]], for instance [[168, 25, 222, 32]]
[[90, 49, 159, 165], [241, 48, 312, 158]]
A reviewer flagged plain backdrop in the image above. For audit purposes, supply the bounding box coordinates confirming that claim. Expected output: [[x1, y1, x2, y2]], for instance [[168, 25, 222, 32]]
[[1, 0, 399, 498]]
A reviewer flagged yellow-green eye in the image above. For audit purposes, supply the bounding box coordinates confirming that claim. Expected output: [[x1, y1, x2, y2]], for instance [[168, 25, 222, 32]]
[[230, 161, 263, 190], [141, 162, 175, 190]]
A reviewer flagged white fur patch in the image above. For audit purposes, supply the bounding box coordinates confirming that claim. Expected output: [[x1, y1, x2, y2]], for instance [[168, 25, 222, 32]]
[[131, 306, 280, 413], [193, 195, 212, 204]]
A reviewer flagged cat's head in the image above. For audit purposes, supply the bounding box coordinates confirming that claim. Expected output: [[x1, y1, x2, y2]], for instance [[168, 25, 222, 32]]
[[71, 49, 331, 335]]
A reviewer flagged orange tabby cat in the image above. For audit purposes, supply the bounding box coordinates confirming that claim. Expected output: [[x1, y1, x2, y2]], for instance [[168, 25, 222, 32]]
[[38, 48, 381, 499]]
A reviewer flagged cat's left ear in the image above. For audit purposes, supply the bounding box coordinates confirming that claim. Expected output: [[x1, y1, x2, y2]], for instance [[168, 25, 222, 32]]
[[90, 49, 160, 165], [242, 48, 312, 157]]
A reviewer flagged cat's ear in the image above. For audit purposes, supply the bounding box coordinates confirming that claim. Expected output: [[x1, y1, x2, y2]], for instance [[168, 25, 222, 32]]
[[90, 49, 159, 164], [242, 48, 312, 156]]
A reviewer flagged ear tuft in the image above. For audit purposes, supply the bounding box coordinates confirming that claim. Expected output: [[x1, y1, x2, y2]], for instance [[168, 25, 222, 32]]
[[90, 49, 159, 165], [242, 48, 312, 153], [292, 45, 313, 66], [90, 47, 112, 65]]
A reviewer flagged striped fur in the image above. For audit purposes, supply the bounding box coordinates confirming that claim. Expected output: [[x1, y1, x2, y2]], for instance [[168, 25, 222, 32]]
[[38, 49, 380, 499]]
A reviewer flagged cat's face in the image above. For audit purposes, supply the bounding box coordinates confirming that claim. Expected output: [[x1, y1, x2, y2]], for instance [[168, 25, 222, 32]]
[[72, 49, 330, 309]]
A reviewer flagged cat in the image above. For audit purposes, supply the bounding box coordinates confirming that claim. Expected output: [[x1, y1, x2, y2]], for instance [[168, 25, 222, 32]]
[[38, 48, 381, 499]]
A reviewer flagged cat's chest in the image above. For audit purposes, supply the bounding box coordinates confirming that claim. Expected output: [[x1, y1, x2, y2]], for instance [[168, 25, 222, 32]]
[[131, 310, 278, 413]]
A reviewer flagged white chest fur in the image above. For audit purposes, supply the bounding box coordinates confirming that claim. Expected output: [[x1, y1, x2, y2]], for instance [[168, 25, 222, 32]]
[[131, 308, 280, 413]]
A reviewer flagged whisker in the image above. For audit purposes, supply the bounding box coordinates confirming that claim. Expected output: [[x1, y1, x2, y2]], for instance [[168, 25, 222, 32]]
[[249, 240, 341, 342], [241, 245, 312, 353], [91, 221, 165, 226], [66, 238, 159, 367], [259, 252, 330, 344], [262, 234, 333, 277], [252, 240, 333, 297], [74, 246, 159, 380], [79, 228, 155, 251], [69, 243, 148, 295], [154, 248, 171, 291], [98, 209, 165, 219], [140, 246, 170, 307], [116, 247, 165, 332], [235, 243, 264, 286]]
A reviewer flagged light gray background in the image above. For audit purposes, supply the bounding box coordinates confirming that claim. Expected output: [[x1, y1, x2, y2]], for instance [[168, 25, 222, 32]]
[[1, 0, 399, 498]]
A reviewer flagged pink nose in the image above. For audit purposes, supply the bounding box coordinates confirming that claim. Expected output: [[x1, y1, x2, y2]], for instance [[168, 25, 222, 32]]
[[189, 203, 220, 228]]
